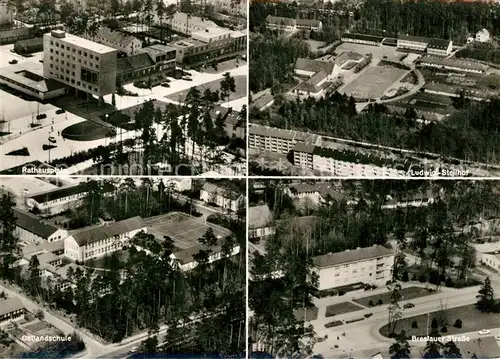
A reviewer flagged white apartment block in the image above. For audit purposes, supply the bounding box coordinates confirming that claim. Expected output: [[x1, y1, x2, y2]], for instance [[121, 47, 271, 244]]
[[397, 35, 429, 51], [14, 208, 68, 244], [312, 155, 405, 177], [313, 245, 395, 291], [64, 216, 147, 262], [26, 185, 89, 216], [482, 252, 500, 271], [43, 30, 117, 98], [427, 39, 453, 56], [249, 124, 321, 155]]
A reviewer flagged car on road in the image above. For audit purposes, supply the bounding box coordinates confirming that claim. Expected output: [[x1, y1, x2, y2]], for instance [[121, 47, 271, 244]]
[[161, 82, 170, 87], [478, 329, 491, 335], [48, 136, 56, 143], [9, 59, 18, 64], [36, 113, 47, 120], [39, 59, 43, 63], [182, 76, 193, 81], [129, 347, 138, 353], [403, 303, 415, 309], [56, 109, 65, 114], [495, 335, 500, 341]]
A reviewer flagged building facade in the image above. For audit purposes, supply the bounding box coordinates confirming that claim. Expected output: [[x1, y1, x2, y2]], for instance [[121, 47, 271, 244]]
[[427, 39, 453, 56], [0, 297, 25, 325], [313, 245, 395, 292], [43, 30, 118, 98], [249, 204, 275, 240], [14, 208, 68, 244], [200, 182, 244, 212], [26, 184, 90, 216], [249, 124, 321, 155], [85, 27, 142, 56], [482, 252, 500, 271], [169, 12, 217, 35], [397, 35, 429, 51]]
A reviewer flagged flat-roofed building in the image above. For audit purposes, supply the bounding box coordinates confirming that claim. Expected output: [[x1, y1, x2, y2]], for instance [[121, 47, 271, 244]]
[[64, 216, 147, 262], [312, 245, 395, 291], [85, 27, 142, 56], [418, 55, 488, 74], [138, 44, 176, 73], [43, 30, 118, 99], [14, 37, 43, 54], [341, 33, 384, 46], [294, 58, 336, 78], [427, 38, 453, 56], [0, 297, 25, 325], [13, 208, 68, 244], [249, 124, 322, 154], [293, 142, 315, 169], [0, 61, 68, 100], [397, 35, 429, 51]]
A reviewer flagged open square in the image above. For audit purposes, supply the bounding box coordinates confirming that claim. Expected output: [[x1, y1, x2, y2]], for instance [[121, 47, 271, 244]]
[[145, 212, 232, 249], [341, 66, 408, 99]]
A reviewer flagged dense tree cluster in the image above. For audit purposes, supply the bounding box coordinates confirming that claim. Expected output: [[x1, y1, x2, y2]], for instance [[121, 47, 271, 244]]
[[253, 93, 500, 164]]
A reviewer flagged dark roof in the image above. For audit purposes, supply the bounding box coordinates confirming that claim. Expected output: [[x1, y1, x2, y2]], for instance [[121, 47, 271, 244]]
[[342, 33, 384, 42], [31, 184, 88, 204], [428, 38, 452, 50], [295, 58, 335, 74], [15, 37, 43, 48], [202, 182, 241, 200], [296, 19, 321, 27], [293, 141, 315, 154], [312, 245, 394, 268], [14, 208, 59, 239], [335, 51, 363, 66], [72, 216, 146, 246], [288, 183, 319, 194], [0, 297, 24, 316], [117, 53, 155, 74], [173, 243, 223, 265], [398, 35, 429, 44], [266, 15, 296, 26]]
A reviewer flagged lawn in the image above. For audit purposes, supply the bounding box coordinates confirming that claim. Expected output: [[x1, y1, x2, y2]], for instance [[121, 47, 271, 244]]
[[325, 302, 364, 318], [354, 286, 435, 307], [341, 66, 407, 99], [61, 120, 115, 141], [294, 306, 319, 322], [379, 304, 500, 338]]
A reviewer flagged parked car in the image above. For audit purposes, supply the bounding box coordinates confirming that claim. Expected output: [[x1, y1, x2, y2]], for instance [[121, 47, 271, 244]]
[[129, 347, 138, 353], [9, 59, 18, 64], [161, 82, 170, 87], [48, 136, 56, 143], [478, 329, 491, 335], [56, 109, 65, 114], [495, 335, 500, 341], [182, 76, 193, 81], [39, 59, 43, 63], [36, 113, 47, 120], [403, 303, 415, 309]]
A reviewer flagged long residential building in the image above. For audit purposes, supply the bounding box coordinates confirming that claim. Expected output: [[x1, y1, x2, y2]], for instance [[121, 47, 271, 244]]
[[0, 297, 26, 325], [249, 204, 275, 240], [418, 55, 488, 74], [84, 27, 142, 56], [312, 245, 395, 292], [43, 30, 118, 99], [64, 216, 147, 262], [265, 15, 322, 32], [249, 124, 321, 155], [200, 182, 244, 212], [14, 208, 68, 244], [168, 12, 218, 35]]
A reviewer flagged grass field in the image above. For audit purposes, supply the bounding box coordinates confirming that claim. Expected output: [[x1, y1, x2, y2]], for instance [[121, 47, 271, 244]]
[[145, 212, 231, 250], [61, 120, 115, 141], [165, 75, 247, 103], [325, 302, 364, 317], [379, 304, 500, 337], [294, 306, 319, 322], [354, 286, 435, 307], [342, 66, 407, 99]]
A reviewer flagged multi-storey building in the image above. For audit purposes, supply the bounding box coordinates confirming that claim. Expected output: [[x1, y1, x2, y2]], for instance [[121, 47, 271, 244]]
[[85, 27, 142, 56], [397, 35, 430, 51], [14, 208, 68, 244], [200, 182, 244, 212], [0, 297, 25, 325], [312, 245, 395, 292], [341, 33, 384, 46], [418, 55, 488, 74], [168, 12, 217, 35], [43, 30, 118, 99], [249, 204, 275, 240], [249, 124, 321, 155], [27, 184, 90, 216], [265, 15, 297, 32], [482, 252, 500, 271], [64, 216, 147, 262], [171, 27, 246, 66], [427, 38, 453, 56], [172, 242, 241, 271]]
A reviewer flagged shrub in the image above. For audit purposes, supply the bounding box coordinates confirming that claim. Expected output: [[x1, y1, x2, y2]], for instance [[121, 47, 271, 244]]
[[364, 313, 373, 318], [338, 290, 346, 296], [378, 299, 383, 305], [325, 320, 343, 328], [368, 300, 374, 307], [454, 319, 462, 328], [412, 321, 418, 329], [418, 274, 427, 282], [35, 310, 44, 320], [431, 318, 439, 329], [402, 271, 409, 282], [441, 326, 448, 333]]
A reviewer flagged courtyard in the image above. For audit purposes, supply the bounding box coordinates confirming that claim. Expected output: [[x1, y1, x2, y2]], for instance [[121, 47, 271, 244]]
[[340, 66, 408, 99]]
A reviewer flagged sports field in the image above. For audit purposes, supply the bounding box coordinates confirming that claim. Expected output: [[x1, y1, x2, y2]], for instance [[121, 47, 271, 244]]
[[145, 212, 231, 249], [342, 66, 407, 99]]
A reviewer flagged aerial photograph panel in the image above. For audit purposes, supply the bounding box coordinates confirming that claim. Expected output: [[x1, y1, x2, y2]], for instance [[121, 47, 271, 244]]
[[249, 0, 500, 177], [0, 176, 246, 358], [249, 179, 500, 358], [0, 0, 247, 176]]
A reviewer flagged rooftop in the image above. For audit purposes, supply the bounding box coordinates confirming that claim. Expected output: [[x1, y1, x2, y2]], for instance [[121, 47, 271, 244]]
[[342, 33, 384, 42], [249, 124, 320, 144], [117, 53, 155, 74], [45, 31, 117, 54], [419, 55, 488, 72], [72, 216, 146, 247], [312, 245, 394, 268], [296, 70, 328, 93], [249, 204, 273, 229], [13, 208, 60, 239], [0, 62, 67, 93], [398, 34, 430, 44], [335, 51, 363, 66], [94, 27, 140, 47], [172, 12, 217, 30], [266, 15, 296, 26], [288, 183, 320, 195], [295, 58, 335, 74], [296, 19, 322, 27], [293, 141, 316, 154], [30, 183, 88, 204], [0, 297, 24, 316], [202, 182, 241, 200], [428, 38, 452, 50]]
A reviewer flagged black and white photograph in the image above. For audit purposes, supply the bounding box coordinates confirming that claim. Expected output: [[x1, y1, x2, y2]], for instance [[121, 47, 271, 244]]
[[0, 0, 247, 176], [248, 0, 500, 177], [0, 176, 246, 358], [249, 179, 500, 358]]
